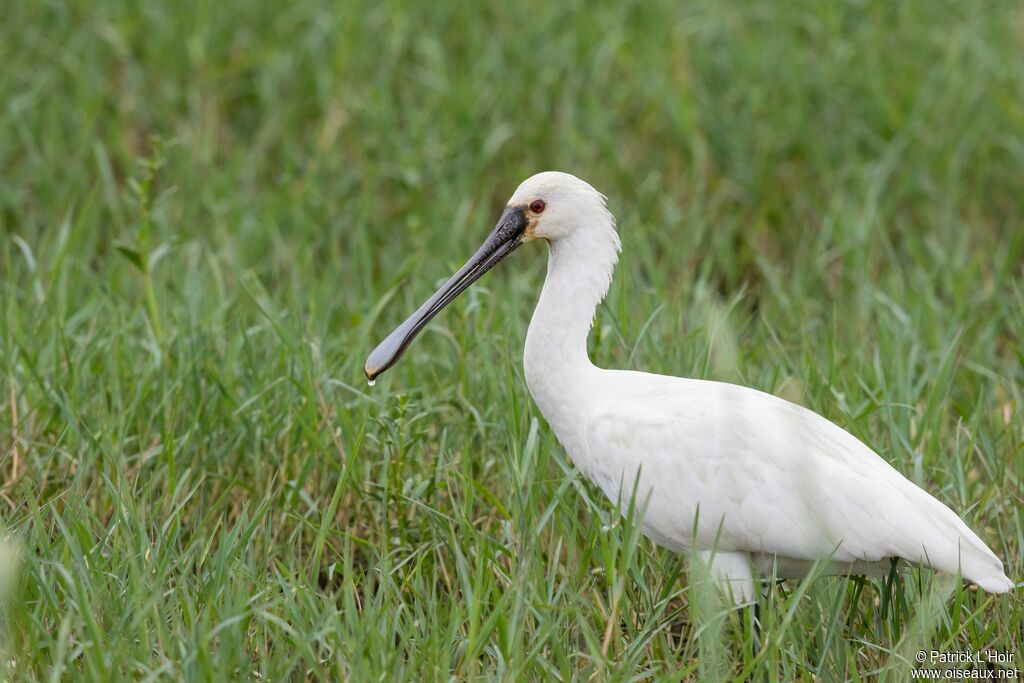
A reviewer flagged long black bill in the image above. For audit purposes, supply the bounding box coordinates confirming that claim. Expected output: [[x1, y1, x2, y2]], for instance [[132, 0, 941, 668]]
[[364, 206, 528, 380]]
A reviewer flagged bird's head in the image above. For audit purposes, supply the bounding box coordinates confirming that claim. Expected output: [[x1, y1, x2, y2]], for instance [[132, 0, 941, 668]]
[[364, 171, 612, 381], [507, 171, 611, 242]]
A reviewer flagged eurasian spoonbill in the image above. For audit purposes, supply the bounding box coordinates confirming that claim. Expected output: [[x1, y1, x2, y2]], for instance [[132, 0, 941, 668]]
[[364, 171, 1013, 603]]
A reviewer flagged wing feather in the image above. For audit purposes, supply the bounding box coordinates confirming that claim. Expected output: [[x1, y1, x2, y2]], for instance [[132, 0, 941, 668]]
[[581, 375, 1008, 588]]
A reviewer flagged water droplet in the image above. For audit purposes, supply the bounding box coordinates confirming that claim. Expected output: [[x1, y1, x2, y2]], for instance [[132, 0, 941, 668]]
[[367, 379, 376, 387]]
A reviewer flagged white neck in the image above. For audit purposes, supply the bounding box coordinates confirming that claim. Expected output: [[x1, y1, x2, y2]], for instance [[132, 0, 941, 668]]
[[523, 218, 621, 439]]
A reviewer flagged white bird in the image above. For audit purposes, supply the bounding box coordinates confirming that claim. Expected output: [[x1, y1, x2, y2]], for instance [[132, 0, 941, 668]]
[[365, 171, 1013, 604]]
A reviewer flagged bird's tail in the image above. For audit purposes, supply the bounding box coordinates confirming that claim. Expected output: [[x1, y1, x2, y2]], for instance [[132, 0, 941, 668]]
[[908, 491, 1012, 593]]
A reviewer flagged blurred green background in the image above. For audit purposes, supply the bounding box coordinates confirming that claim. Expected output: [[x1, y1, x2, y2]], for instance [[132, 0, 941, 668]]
[[1, 0, 1022, 679]]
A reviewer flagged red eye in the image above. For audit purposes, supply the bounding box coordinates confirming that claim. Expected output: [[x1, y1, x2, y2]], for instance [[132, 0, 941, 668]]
[[529, 199, 546, 214]]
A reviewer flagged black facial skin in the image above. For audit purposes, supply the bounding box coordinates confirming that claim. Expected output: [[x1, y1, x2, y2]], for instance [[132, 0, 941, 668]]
[[364, 205, 529, 380]]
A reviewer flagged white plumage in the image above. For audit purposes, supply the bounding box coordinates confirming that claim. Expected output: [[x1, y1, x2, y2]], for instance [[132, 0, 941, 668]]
[[366, 171, 1013, 603]]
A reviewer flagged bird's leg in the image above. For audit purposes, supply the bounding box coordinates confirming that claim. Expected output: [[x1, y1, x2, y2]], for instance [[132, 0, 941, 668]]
[[694, 550, 762, 655], [697, 550, 756, 605]]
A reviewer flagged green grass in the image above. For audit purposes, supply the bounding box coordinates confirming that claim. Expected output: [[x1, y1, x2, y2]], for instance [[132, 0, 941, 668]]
[[2, 0, 1022, 679]]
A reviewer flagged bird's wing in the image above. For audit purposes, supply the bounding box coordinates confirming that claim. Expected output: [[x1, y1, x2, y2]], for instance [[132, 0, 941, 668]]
[[582, 377, 1009, 588]]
